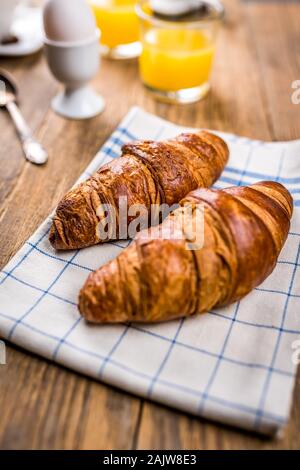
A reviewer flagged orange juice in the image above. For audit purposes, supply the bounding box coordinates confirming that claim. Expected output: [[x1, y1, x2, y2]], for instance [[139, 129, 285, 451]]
[[139, 28, 215, 91], [89, 0, 139, 49], [136, 0, 223, 103]]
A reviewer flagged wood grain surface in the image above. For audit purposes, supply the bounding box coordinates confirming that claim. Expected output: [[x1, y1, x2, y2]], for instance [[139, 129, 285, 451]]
[[0, 0, 300, 450]]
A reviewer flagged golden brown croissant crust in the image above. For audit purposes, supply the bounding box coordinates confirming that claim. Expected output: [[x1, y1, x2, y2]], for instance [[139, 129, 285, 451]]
[[49, 131, 229, 250], [78, 181, 293, 324]]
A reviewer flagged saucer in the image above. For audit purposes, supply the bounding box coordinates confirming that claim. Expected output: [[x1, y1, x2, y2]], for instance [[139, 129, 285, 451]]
[[0, 6, 43, 57]]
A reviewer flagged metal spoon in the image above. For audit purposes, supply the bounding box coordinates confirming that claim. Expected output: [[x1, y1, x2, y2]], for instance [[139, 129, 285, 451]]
[[0, 69, 48, 165]]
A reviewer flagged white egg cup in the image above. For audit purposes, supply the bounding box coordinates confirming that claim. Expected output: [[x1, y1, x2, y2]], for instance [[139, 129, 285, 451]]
[[44, 30, 105, 120]]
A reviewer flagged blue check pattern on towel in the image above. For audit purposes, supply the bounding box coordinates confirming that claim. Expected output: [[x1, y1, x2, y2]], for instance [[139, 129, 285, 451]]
[[1, 107, 300, 436]]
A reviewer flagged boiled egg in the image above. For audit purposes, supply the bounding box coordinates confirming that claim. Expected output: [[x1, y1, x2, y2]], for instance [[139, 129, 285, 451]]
[[150, 0, 201, 17], [43, 0, 96, 43]]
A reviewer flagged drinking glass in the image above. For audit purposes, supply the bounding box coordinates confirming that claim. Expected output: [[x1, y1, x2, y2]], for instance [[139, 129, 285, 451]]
[[89, 0, 141, 59], [136, 0, 224, 103]]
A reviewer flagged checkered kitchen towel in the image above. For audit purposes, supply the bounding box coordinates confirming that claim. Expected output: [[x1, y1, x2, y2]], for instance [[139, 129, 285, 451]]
[[1, 107, 300, 436]]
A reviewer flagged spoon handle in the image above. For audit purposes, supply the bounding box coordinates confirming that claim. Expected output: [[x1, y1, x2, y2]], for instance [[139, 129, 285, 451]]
[[6, 101, 48, 165]]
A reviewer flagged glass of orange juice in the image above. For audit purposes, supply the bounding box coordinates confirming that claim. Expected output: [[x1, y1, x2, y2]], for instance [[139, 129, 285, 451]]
[[136, 0, 224, 103], [88, 0, 141, 59]]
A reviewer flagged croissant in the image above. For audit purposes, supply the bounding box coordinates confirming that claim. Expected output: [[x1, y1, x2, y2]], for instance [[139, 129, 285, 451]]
[[49, 131, 228, 250], [78, 181, 293, 324]]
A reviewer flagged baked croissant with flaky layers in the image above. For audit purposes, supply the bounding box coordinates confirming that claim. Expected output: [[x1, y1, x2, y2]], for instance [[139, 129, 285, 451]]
[[78, 181, 293, 324], [49, 131, 228, 250]]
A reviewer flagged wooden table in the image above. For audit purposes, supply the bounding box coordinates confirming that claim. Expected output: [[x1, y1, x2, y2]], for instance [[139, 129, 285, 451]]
[[0, 0, 300, 450]]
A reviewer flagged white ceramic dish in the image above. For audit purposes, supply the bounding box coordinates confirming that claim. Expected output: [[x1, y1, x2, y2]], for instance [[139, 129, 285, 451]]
[[0, 6, 43, 57], [44, 31, 105, 119]]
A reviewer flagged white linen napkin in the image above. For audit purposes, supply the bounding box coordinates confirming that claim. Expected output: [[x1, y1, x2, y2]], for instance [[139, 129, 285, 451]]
[[1, 107, 299, 436]]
